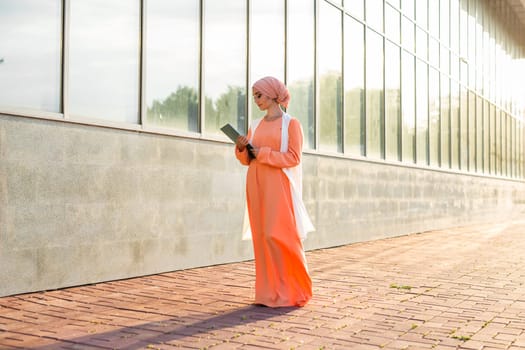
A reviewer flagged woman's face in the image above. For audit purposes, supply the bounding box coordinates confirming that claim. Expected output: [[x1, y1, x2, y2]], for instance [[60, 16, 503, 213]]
[[252, 90, 276, 111]]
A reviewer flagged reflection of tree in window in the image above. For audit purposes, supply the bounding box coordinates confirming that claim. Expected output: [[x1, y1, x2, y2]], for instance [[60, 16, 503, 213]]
[[344, 87, 365, 156], [147, 85, 198, 131], [148, 85, 246, 134], [288, 79, 314, 148], [206, 86, 246, 133], [319, 72, 343, 152]]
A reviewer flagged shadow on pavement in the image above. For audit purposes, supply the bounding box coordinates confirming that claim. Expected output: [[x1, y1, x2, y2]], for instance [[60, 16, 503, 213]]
[[33, 303, 298, 349]]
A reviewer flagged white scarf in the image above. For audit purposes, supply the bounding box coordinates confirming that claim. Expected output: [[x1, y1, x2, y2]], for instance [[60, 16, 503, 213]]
[[242, 113, 315, 240]]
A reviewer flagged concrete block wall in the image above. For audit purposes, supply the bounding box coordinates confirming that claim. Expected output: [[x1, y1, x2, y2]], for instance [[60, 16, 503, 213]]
[[301, 156, 523, 251], [0, 115, 252, 297], [1, 114, 524, 296]]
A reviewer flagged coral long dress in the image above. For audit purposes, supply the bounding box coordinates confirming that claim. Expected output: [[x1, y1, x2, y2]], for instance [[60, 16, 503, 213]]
[[235, 116, 312, 307]]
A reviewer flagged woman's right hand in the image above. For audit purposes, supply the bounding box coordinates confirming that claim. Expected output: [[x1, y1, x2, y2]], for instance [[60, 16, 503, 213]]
[[236, 135, 249, 152]]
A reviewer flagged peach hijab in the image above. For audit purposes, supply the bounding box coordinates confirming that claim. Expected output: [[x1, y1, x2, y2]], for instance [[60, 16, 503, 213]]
[[252, 76, 291, 108]]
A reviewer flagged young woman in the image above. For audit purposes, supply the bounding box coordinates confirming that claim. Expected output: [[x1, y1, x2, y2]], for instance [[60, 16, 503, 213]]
[[235, 76, 313, 307]]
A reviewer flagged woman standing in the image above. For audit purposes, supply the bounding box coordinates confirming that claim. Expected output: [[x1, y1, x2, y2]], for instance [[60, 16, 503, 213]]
[[235, 76, 314, 307]]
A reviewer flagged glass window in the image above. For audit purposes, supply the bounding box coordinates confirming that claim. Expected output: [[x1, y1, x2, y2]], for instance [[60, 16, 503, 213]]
[[344, 16, 365, 156], [504, 114, 509, 176], [385, 4, 400, 44], [429, 37, 439, 67], [428, 0, 439, 37], [512, 118, 516, 178], [517, 121, 525, 178], [475, 9, 483, 94], [440, 0, 449, 46], [450, 81, 459, 170], [429, 67, 440, 167], [501, 53, 508, 112], [508, 117, 512, 178], [507, 114, 513, 177], [345, 0, 363, 20], [416, 27, 427, 60], [509, 116, 513, 177], [495, 108, 501, 175], [489, 104, 496, 174], [250, 0, 285, 89], [515, 118, 520, 178], [366, 0, 384, 32], [416, 59, 428, 165], [402, 16, 414, 52], [388, 0, 401, 8], [516, 121, 519, 178], [501, 112, 506, 176], [441, 74, 450, 168], [459, 0, 468, 58], [511, 118, 516, 177], [516, 121, 525, 178], [460, 86, 468, 170], [516, 121, 524, 178], [402, 0, 414, 19], [287, 0, 315, 149], [441, 46, 450, 76], [203, 0, 246, 134], [512, 117, 516, 178], [460, 59, 468, 86], [319, 2, 342, 153], [468, 55, 476, 90], [451, 54, 459, 81], [483, 100, 489, 173], [450, 0, 459, 53], [145, 0, 200, 131], [514, 57, 521, 116], [482, 28, 489, 101], [495, 43, 503, 108], [476, 95, 483, 172], [468, 91, 476, 171], [501, 45, 510, 111], [251, 0, 285, 122], [402, 50, 415, 163], [385, 42, 401, 161], [69, 0, 140, 123], [0, 0, 62, 113], [467, 0, 477, 65], [488, 32, 495, 102], [366, 29, 384, 159], [467, 0, 476, 82], [415, 0, 427, 29]]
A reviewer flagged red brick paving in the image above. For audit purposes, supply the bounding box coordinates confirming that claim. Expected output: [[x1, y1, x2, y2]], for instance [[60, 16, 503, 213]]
[[2, 220, 525, 349]]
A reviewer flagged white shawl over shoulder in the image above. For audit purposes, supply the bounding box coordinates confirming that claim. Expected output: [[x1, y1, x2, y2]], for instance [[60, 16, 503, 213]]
[[242, 113, 315, 240]]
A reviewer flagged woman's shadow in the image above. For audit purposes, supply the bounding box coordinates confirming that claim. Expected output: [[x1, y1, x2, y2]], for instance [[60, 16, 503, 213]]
[[35, 304, 299, 349]]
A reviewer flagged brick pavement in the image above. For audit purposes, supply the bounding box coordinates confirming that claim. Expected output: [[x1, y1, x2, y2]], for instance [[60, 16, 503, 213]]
[[2, 220, 525, 349]]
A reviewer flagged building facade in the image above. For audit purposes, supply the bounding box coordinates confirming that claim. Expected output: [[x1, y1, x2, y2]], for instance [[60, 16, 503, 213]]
[[1, 0, 524, 297]]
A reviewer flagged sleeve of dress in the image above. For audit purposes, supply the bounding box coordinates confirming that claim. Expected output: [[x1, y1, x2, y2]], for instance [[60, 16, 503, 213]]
[[257, 118, 303, 168], [235, 128, 252, 166]]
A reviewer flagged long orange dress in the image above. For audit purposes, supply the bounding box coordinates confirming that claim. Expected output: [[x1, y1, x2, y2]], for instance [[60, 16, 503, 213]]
[[235, 116, 312, 307]]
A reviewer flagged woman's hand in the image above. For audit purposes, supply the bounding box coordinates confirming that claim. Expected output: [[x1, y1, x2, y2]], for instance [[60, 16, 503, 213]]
[[236, 135, 249, 152]]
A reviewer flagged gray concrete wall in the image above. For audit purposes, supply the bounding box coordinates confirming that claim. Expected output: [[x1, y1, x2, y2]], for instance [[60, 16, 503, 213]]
[[1, 114, 524, 297], [302, 155, 525, 251]]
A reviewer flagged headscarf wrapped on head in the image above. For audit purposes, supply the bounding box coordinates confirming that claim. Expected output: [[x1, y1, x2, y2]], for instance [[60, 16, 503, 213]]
[[252, 76, 291, 109]]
